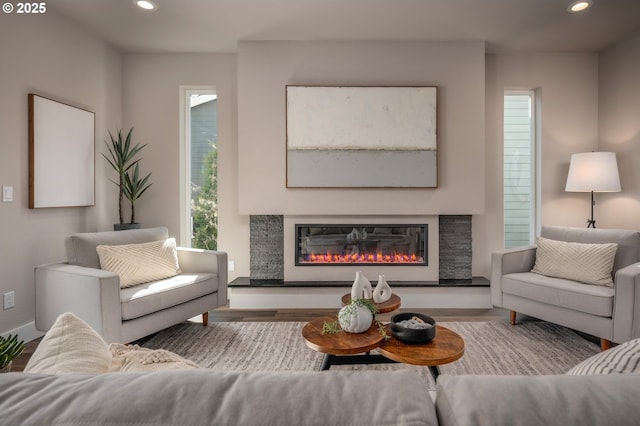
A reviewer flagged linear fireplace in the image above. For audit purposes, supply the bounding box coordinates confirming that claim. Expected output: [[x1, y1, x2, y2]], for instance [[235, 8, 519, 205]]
[[295, 224, 427, 266]]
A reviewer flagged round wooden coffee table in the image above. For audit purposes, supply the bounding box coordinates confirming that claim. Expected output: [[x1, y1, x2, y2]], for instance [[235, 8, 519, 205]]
[[302, 316, 384, 370], [379, 324, 464, 377], [302, 316, 465, 377]]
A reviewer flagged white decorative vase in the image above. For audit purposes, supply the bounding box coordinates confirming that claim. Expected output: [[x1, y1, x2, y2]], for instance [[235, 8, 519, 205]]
[[373, 274, 392, 303], [351, 271, 372, 300]]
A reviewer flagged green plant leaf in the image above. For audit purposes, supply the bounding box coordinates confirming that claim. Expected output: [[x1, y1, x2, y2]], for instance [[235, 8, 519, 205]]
[[0, 334, 24, 367], [322, 320, 343, 335], [103, 127, 151, 224]]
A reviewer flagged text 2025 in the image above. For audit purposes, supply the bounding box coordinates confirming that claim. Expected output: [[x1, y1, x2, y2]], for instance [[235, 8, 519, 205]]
[[17, 2, 46, 13]]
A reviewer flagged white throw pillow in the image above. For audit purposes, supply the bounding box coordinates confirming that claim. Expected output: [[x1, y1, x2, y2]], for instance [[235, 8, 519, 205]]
[[531, 237, 618, 286], [96, 238, 181, 288], [567, 338, 640, 375], [24, 312, 111, 374]]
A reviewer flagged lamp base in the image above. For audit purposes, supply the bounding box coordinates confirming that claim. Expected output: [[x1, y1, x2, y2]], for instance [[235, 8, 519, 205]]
[[587, 191, 596, 228]]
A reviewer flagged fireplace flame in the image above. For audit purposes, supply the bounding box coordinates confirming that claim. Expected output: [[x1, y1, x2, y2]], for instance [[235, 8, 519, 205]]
[[302, 252, 423, 264]]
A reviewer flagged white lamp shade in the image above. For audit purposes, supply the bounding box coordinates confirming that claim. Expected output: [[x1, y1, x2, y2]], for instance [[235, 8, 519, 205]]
[[565, 152, 621, 193]]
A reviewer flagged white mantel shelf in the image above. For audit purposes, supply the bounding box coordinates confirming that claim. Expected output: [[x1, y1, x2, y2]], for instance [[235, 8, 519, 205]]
[[228, 277, 491, 309]]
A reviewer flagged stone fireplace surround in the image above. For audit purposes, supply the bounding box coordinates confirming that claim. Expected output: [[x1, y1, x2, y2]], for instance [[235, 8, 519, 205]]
[[247, 214, 473, 284]]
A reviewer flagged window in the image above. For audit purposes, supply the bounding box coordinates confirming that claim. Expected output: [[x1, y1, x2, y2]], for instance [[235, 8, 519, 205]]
[[180, 87, 218, 249], [503, 90, 537, 248]]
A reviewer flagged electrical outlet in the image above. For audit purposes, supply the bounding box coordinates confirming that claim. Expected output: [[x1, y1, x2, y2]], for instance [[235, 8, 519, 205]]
[[3, 291, 15, 310], [2, 186, 13, 202]]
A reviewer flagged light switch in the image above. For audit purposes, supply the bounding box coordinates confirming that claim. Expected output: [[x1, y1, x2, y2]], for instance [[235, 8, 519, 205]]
[[2, 186, 13, 202]]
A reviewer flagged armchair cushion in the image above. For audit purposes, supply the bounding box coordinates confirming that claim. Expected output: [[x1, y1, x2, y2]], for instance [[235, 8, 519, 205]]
[[96, 238, 181, 288], [503, 272, 614, 317], [531, 237, 617, 286], [120, 273, 219, 320]]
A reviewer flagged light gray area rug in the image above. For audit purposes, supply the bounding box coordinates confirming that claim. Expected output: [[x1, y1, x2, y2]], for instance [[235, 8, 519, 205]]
[[141, 321, 600, 389]]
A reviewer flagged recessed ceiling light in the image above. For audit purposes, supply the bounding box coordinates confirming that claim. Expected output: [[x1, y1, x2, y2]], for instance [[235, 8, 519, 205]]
[[567, 0, 593, 13], [133, 0, 158, 11]]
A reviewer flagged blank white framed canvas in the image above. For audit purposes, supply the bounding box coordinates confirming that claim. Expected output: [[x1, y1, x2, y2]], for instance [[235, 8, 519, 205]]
[[29, 94, 95, 208]]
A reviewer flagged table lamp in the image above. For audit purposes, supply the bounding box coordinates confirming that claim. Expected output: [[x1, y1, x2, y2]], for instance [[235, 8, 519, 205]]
[[565, 152, 621, 228]]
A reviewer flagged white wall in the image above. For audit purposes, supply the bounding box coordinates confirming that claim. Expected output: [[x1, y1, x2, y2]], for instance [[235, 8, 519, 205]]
[[121, 53, 247, 278], [477, 53, 599, 278], [0, 10, 122, 335], [0, 13, 631, 334], [598, 30, 640, 229], [237, 41, 486, 216]]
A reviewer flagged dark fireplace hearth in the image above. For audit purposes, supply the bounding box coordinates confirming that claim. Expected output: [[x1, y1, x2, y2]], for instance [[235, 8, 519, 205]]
[[295, 224, 427, 266]]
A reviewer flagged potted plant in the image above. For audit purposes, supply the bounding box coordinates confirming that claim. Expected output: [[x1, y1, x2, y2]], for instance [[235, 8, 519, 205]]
[[0, 334, 25, 373], [103, 128, 151, 230], [122, 162, 152, 226]]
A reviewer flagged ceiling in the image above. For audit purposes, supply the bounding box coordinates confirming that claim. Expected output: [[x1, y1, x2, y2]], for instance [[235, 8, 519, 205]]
[[49, 0, 640, 54]]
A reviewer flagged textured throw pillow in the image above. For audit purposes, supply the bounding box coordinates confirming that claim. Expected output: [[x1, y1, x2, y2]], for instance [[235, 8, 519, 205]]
[[96, 238, 181, 288], [531, 237, 618, 286], [108, 343, 200, 372], [24, 312, 111, 375], [567, 338, 640, 375]]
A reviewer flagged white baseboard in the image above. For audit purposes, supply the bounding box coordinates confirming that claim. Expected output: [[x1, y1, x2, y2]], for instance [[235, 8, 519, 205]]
[[1, 321, 44, 343], [229, 286, 491, 309]]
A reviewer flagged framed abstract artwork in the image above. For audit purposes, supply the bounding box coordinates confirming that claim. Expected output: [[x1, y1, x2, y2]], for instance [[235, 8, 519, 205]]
[[28, 94, 95, 208], [286, 86, 437, 188]]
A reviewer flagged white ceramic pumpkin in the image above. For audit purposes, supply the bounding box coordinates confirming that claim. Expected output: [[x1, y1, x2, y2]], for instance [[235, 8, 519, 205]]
[[338, 302, 373, 333]]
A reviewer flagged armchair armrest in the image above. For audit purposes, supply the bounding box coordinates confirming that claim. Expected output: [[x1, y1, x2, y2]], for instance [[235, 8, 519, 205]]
[[612, 262, 640, 342], [35, 263, 122, 342], [177, 248, 226, 274], [177, 248, 228, 305], [490, 245, 537, 307]]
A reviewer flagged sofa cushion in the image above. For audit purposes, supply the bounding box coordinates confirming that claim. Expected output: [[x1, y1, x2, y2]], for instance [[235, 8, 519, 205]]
[[541, 226, 640, 274], [567, 338, 640, 375], [0, 370, 437, 426], [502, 272, 614, 317], [531, 236, 617, 286], [24, 312, 111, 375], [66, 227, 169, 269], [96, 238, 181, 288], [435, 374, 640, 426], [120, 273, 218, 320]]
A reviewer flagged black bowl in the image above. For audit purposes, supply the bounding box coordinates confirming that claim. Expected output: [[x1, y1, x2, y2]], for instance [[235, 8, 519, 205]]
[[389, 313, 437, 343]]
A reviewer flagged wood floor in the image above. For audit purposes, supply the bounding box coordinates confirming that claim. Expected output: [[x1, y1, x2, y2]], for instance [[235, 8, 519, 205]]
[[11, 307, 513, 373]]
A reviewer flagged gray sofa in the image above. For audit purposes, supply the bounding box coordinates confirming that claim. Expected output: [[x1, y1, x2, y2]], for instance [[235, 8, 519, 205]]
[[2, 370, 639, 425], [491, 226, 640, 350], [35, 227, 228, 343]]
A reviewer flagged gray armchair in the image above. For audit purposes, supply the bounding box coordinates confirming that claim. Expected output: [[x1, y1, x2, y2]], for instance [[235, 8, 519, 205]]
[[35, 227, 228, 343], [492, 226, 640, 351]]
